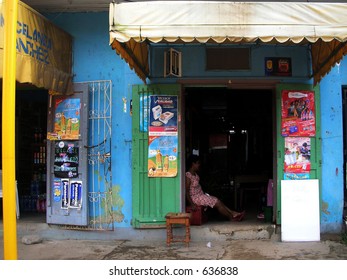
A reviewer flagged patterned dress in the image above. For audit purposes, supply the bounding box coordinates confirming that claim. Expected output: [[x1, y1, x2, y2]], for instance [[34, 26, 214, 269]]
[[186, 172, 218, 208]]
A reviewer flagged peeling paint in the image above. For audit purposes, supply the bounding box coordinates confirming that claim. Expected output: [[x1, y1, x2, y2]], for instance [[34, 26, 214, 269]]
[[110, 185, 125, 223], [321, 201, 330, 215]]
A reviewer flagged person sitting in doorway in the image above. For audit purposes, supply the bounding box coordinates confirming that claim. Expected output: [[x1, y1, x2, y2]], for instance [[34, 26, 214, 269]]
[[185, 155, 245, 222]]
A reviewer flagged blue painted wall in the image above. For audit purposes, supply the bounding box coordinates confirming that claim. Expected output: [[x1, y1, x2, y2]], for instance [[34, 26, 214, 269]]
[[47, 12, 142, 227], [46, 12, 345, 232], [150, 44, 311, 83], [319, 58, 347, 233]]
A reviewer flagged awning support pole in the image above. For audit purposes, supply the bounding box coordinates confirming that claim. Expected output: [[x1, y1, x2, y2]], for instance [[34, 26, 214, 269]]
[[2, 0, 19, 260]]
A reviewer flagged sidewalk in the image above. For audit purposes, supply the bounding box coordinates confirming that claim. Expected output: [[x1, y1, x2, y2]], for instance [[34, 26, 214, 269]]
[[1, 233, 347, 260], [1, 213, 347, 260]]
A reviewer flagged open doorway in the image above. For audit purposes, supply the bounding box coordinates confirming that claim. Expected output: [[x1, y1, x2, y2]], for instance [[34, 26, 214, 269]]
[[184, 87, 274, 221]]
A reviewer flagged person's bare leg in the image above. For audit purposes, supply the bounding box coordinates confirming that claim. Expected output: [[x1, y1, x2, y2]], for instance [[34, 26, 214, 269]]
[[215, 200, 238, 220]]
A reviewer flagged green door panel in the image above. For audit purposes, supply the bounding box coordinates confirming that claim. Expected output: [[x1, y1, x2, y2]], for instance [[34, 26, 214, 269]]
[[132, 84, 181, 228], [276, 83, 321, 224]]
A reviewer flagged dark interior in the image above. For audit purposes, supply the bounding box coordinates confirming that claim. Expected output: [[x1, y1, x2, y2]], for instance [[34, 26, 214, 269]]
[[185, 87, 274, 219]]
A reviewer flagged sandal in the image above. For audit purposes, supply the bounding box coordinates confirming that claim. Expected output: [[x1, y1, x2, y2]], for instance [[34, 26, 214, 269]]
[[232, 211, 245, 222]]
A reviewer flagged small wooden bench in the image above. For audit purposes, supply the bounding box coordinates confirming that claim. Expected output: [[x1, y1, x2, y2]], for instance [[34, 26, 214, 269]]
[[165, 212, 191, 247]]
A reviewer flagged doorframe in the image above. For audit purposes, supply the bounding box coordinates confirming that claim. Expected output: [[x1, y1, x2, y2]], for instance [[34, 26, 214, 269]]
[[179, 79, 278, 219]]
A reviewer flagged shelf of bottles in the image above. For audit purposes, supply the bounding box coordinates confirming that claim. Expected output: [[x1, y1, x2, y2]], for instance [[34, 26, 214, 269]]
[[20, 128, 47, 213]]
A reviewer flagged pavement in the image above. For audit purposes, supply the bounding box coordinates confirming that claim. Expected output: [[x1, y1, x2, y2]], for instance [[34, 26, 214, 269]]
[[1, 213, 347, 260], [1, 235, 347, 260]]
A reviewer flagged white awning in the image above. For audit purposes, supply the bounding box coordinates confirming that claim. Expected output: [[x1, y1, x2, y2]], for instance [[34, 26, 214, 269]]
[[0, 1, 73, 94], [109, 1, 347, 84]]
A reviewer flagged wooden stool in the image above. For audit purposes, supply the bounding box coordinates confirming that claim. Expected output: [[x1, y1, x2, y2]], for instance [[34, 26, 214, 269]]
[[165, 212, 191, 247]]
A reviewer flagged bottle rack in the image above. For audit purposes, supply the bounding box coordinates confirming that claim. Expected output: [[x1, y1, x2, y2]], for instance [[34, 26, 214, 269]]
[[20, 128, 47, 213]]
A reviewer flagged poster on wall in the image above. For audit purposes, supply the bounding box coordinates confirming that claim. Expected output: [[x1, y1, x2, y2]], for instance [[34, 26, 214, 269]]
[[265, 57, 292, 76], [148, 135, 178, 177], [281, 90, 315, 137], [149, 95, 178, 136], [47, 97, 81, 140], [54, 141, 79, 178], [284, 137, 311, 173]]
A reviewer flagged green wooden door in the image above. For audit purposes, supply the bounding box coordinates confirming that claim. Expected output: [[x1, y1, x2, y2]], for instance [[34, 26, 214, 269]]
[[132, 84, 182, 228], [276, 83, 321, 224]]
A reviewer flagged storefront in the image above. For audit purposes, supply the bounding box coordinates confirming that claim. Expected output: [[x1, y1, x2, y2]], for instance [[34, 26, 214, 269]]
[[109, 1, 347, 233], [0, 1, 73, 218]]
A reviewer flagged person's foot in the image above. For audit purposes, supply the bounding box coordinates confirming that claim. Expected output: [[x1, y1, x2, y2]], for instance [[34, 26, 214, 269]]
[[231, 211, 245, 222]]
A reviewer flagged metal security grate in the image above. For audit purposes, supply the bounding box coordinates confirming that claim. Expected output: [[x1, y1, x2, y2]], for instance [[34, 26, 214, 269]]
[[86, 80, 113, 230]]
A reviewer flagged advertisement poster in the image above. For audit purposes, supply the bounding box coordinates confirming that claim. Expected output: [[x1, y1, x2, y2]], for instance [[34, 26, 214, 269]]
[[48, 97, 81, 140], [281, 90, 315, 136], [53, 179, 62, 203], [69, 180, 83, 209], [54, 141, 79, 178], [139, 95, 149, 132], [149, 95, 178, 136], [284, 173, 310, 180], [284, 137, 311, 173], [148, 135, 178, 177], [61, 179, 69, 209], [265, 57, 292, 76], [147, 95, 178, 177]]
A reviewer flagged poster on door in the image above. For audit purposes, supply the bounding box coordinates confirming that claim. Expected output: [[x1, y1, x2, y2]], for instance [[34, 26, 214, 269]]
[[54, 141, 79, 178], [281, 90, 315, 137], [149, 95, 178, 136], [148, 135, 178, 177], [284, 137, 311, 173], [47, 97, 81, 140]]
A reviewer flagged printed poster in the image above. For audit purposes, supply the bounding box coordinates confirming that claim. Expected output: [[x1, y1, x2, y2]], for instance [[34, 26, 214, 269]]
[[148, 95, 178, 177], [140, 95, 149, 132], [48, 97, 81, 140], [69, 180, 83, 209], [149, 95, 178, 136], [281, 90, 315, 136], [265, 57, 292, 76], [284, 173, 310, 180], [148, 136, 178, 177], [54, 141, 79, 178], [61, 179, 69, 209], [284, 137, 311, 173]]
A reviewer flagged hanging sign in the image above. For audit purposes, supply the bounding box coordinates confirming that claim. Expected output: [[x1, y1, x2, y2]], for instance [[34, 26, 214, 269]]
[[284, 137, 311, 174], [54, 141, 79, 178], [281, 90, 315, 137]]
